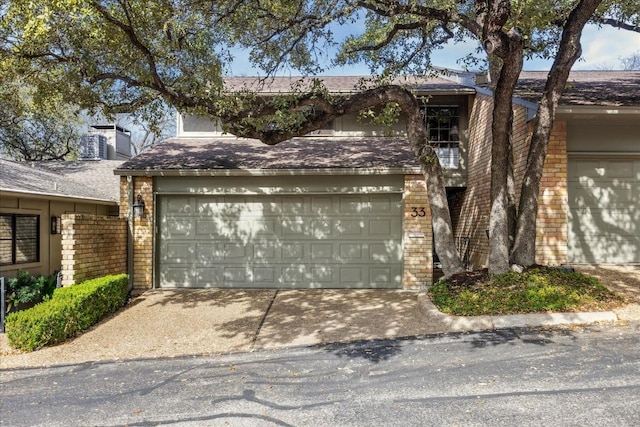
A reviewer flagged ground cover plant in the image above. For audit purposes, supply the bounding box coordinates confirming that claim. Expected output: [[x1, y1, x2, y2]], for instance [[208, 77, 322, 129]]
[[429, 266, 626, 316]]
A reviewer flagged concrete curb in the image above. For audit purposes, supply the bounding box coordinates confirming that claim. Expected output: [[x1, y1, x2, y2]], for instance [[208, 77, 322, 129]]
[[416, 292, 622, 332]]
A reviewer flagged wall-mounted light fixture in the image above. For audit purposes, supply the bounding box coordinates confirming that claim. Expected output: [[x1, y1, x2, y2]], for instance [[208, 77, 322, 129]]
[[50, 216, 60, 234], [132, 194, 145, 218]]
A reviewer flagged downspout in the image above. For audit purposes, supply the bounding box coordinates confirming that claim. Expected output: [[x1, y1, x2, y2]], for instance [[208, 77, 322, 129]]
[[127, 176, 134, 292]]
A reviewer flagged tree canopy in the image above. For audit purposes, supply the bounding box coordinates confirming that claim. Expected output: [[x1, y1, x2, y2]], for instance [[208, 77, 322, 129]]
[[2, 0, 638, 274]]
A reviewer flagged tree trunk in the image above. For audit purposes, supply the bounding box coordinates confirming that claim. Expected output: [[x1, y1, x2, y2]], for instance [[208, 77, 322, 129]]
[[485, 30, 524, 274], [510, 0, 603, 266]]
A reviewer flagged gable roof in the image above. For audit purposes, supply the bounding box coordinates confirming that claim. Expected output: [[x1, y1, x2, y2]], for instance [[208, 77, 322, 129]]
[[513, 71, 640, 107], [115, 137, 420, 174], [0, 159, 122, 203]]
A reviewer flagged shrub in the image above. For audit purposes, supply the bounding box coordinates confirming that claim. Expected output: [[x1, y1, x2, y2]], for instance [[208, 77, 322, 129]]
[[5, 271, 57, 312], [5, 274, 129, 352]]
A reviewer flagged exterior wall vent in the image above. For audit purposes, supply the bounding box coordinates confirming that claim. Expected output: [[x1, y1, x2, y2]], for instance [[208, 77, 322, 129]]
[[79, 134, 108, 159]]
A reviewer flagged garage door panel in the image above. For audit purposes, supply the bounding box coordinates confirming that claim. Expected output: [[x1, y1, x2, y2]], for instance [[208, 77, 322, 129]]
[[370, 242, 402, 263], [569, 236, 639, 264], [164, 242, 193, 261], [570, 207, 638, 234], [311, 220, 332, 238], [340, 243, 364, 262], [282, 243, 305, 260], [339, 268, 362, 283], [339, 196, 371, 214], [311, 243, 334, 259], [159, 193, 403, 288], [253, 243, 277, 260], [571, 184, 636, 207], [312, 266, 334, 283], [164, 218, 194, 237], [160, 266, 196, 288], [166, 197, 194, 213], [568, 157, 639, 263], [195, 267, 223, 287], [254, 267, 276, 284], [371, 267, 394, 284]]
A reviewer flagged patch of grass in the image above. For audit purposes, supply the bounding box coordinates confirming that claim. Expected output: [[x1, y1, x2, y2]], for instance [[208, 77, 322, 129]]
[[429, 266, 626, 316]]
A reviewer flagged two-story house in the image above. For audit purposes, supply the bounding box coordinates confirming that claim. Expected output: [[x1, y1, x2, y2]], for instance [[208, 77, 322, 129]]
[[115, 71, 640, 291]]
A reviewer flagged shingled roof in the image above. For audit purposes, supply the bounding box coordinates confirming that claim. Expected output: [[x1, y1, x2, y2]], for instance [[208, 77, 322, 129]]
[[0, 159, 122, 202], [513, 71, 640, 107], [223, 75, 476, 94], [115, 137, 420, 173]]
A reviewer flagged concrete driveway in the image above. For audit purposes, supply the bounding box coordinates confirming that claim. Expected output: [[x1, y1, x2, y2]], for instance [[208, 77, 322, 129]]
[[1, 289, 444, 369], [1, 265, 638, 370]]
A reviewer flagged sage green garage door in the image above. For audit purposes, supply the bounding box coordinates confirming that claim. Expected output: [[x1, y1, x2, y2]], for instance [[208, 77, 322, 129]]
[[568, 157, 640, 263], [157, 194, 403, 288]]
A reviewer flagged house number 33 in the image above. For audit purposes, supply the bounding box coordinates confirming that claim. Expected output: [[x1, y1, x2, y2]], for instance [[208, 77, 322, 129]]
[[411, 207, 426, 217]]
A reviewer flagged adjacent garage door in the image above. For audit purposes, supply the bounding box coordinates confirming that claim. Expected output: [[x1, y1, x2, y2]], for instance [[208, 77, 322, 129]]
[[157, 193, 403, 288], [568, 156, 640, 263]]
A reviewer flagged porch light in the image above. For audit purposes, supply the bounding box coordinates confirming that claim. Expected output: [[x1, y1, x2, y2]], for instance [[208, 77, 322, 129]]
[[132, 194, 145, 218], [50, 216, 60, 234]]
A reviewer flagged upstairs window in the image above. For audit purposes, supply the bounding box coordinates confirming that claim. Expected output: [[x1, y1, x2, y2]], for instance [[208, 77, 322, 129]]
[[0, 214, 40, 266], [423, 106, 461, 169]]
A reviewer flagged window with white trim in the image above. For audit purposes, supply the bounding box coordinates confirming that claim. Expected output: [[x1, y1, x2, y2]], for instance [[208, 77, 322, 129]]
[[0, 214, 40, 265], [423, 106, 461, 169]]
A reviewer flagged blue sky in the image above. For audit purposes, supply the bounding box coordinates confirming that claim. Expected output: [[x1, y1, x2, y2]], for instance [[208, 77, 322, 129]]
[[230, 23, 640, 76]]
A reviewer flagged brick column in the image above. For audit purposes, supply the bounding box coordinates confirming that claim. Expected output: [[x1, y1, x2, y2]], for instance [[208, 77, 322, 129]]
[[403, 175, 433, 288], [131, 176, 154, 290], [536, 120, 568, 265]]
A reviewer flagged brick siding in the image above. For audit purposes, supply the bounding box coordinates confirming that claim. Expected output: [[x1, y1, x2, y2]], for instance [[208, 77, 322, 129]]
[[60, 214, 127, 286], [403, 175, 433, 288], [120, 176, 155, 291], [451, 93, 569, 269]]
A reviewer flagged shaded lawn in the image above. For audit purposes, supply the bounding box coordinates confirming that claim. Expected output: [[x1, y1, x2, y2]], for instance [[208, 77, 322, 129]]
[[429, 266, 627, 316]]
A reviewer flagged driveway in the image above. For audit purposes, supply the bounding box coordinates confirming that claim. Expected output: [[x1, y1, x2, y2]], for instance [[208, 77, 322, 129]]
[[1, 265, 638, 370], [1, 289, 443, 369]]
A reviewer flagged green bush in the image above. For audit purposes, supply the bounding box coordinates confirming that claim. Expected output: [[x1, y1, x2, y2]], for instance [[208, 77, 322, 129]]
[[5, 274, 129, 351], [5, 270, 57, 312]]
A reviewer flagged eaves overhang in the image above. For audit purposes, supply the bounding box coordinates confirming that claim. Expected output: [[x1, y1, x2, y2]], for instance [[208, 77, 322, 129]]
[[0, 188, 118, 205], [114, 167, 423, 177]]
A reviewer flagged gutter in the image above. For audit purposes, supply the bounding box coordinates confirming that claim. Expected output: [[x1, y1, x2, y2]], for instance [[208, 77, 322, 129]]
[[114, 167, 425, 177], [0, 188, 118, 205]]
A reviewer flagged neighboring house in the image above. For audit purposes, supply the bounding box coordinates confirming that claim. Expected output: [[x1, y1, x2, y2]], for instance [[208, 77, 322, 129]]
[[0, 159, 123, 279], [116, 71, 640, 291]]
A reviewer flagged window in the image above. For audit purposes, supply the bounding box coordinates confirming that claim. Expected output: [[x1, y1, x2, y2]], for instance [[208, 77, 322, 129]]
[[0, 214, 40, 265], [423, 106, 461, 169]]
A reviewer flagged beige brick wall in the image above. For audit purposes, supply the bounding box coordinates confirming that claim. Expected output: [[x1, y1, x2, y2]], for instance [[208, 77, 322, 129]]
[[452, 93, 569, 269], [60, 214, 127, 286], [535, 121, 568, 264], [450, 94, 493, 268], [129, 177, 154, 291], [403, 175, 433, 288]]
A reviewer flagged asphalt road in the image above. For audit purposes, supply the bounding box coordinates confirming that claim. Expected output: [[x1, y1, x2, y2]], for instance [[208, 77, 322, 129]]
[[2, 323, 639, 427]]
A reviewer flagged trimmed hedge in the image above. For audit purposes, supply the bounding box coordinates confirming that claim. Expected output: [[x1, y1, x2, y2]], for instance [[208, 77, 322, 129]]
[[5, 274, 129, 352]]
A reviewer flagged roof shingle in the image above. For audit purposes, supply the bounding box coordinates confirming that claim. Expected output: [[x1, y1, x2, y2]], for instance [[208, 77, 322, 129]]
[[115, 137, 420, 173], [0, 159, 122, 202]]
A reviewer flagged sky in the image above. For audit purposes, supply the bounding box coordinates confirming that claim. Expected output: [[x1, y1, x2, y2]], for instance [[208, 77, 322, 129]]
[[230, 23, 640, 76]]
